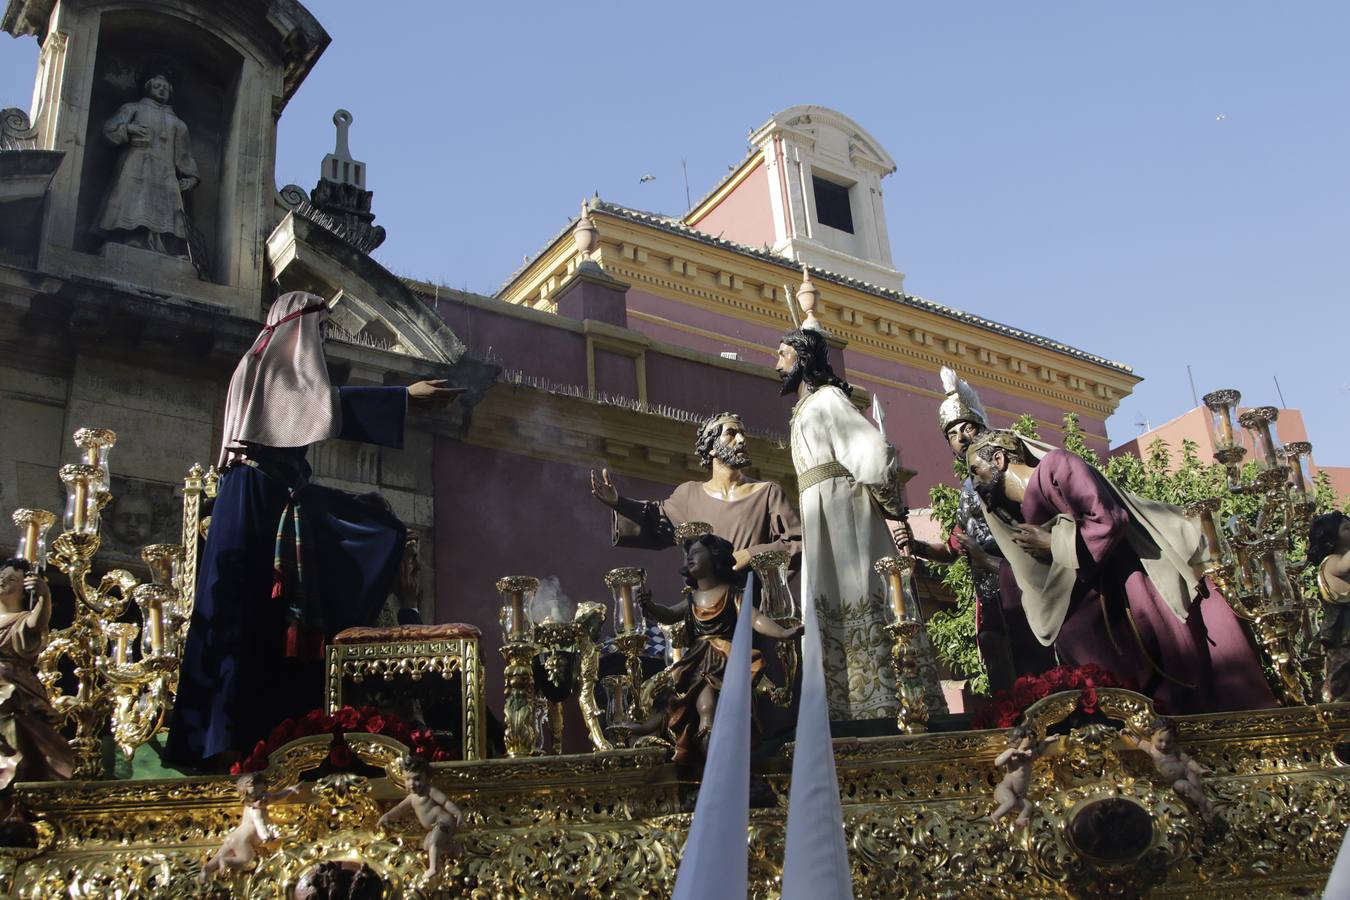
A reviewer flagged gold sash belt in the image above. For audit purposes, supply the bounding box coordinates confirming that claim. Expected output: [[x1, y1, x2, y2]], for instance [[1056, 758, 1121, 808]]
[[798, 461, 853, 492]]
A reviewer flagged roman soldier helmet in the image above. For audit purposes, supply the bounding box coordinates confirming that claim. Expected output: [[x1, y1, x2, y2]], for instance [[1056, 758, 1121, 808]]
[[937, 366, 990, 434]]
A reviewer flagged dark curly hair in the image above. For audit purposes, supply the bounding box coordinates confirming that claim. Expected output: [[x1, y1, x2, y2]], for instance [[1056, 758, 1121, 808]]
[[679, 534, 748, 591], [780, 328, 851, 397], [1309, 511, 1348, 567], [694, 412, 743, 468], [0, 557, 31, 575]]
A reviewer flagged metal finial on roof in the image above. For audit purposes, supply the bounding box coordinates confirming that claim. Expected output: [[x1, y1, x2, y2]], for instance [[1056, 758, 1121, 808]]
[[321, 109, 366, 190]]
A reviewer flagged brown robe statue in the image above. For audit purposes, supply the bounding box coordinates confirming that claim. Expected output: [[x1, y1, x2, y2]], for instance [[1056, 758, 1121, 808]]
[[0, 566, 74, 786]]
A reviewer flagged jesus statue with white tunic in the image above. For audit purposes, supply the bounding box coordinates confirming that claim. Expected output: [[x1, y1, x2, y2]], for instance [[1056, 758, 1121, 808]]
[[774, 323, 947, 721]]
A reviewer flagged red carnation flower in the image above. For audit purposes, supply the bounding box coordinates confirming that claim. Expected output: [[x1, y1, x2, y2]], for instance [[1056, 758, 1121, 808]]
[[334, 706, 361, 731], [364, 715, 387, 735], [268, 719, 297, 747]]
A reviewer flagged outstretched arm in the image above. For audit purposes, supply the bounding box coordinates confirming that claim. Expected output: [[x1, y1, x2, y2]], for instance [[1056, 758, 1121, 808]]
[[378, 796, 414, 827], [639, 589, 687, 625]]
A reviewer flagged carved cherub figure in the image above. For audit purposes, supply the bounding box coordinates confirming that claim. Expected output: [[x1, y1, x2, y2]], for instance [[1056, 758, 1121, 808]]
[[378, 755, 462, 878], [199, 773, 299, 881], [987, 725, 1052, 827], [1124, 716, 1221, 828]]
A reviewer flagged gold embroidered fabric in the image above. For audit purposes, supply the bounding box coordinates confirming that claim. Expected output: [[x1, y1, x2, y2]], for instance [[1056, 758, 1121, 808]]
[[798, 461, 853, 492]]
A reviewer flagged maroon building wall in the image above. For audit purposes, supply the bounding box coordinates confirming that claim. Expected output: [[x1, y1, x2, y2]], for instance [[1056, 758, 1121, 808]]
[[433, 438, 699, 749]]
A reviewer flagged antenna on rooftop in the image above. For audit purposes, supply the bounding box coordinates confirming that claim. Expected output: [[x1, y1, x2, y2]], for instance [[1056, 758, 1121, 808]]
[[1133, 411, 1151, 435], [1273, 375, 1288, 408], [1186, 365, 1199, 407], [681, 157, 692, 210]]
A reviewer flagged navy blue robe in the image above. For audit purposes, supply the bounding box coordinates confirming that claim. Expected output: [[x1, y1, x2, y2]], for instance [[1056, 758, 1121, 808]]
[[166, 387, 408, 766]]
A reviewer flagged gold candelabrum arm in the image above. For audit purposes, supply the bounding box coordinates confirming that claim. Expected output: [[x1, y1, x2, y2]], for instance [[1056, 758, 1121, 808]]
[[1194, 394, 1322, 706], [21, 443, 203, 777]]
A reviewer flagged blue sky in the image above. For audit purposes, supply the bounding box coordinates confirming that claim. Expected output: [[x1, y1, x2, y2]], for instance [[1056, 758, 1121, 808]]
[[3, 2, 1346, 459]]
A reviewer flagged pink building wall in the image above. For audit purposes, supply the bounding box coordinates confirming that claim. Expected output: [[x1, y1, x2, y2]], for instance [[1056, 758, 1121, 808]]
[[623, 285, 1111, 499], [1112, 406, 1350, 502], [686, 160, 777, 249]]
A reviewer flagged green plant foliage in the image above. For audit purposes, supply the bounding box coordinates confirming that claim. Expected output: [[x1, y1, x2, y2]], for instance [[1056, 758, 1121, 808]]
[[922, 412, 1348, 695]]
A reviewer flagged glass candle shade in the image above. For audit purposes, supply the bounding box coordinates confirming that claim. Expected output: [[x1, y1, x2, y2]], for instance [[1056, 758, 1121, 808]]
[[751, 550, 797, 620], [140, 544, 182, 588], [133, 584, 175, 658], [604, 567, 647, 636], [1281, 442, 1317, 510], [602, 674, 633, 726], [11, 508, 55, 570], [874, 556, 920, 625], [1183, 500, 1232, 568], [105, 622, 139, 667], [1202, 389, 1243, 453], [1252, 540, 1294, 607], [59, 464, 102, 535], [73, 427, 116, 494], [1238, 407, 1282, 470], [495, 576, 539, 643]]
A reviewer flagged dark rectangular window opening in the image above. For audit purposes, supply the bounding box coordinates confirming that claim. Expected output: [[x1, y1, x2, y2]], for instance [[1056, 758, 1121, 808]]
[[812, 176, 854, 234]]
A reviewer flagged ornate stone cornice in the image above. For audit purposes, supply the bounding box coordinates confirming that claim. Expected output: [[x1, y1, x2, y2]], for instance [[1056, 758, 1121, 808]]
[[498, 206, 1140, 421]]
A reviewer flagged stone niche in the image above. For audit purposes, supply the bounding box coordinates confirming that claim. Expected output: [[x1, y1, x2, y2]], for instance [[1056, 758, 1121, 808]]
[[8, 0, 328, 318], [74, 11, 238, 278]]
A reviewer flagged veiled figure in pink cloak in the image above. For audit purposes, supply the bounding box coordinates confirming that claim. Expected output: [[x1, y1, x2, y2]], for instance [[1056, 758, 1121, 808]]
[[968, 436, 1275, 715]]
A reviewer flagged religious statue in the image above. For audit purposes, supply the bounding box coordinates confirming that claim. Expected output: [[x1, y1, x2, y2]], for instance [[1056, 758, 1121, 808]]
[[0, 558, 75, 789], [96, 73, 200, 257], [1310, 511, 1350, 702], [774, 325, 945, 720], [987, 725, 1052, 827], [892, 367, 1053, 692], [965, 430, 1275, 715], [199, 773, 300, 881], [590, 411, 801, 571], [166, 292, 464, 769], [639, 534, 802, 763], [1122, 717, 1222, 829], [378, 755, 463, 878]]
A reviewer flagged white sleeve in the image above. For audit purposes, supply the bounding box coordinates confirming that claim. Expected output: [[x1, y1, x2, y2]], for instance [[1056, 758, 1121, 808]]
[[818, 387, 895, 487]]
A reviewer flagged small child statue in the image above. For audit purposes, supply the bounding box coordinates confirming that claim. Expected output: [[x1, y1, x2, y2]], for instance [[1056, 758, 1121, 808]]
[[378, 755, 463, 878], [1124, 716, 1222, 829], [199, 773, 300, 881], [987, 725, 1052, 827]]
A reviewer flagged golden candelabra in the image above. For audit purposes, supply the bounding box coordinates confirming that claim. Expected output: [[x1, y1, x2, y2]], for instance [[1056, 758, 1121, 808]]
[[531, 601, 612, 755], [604, 566, 648, 723], [496, 575, 539, 758], [10, 429, 200, 777], [1193, 390, 1323, 705], [751, 549, 800, 707], [875, 555, 928, 734]]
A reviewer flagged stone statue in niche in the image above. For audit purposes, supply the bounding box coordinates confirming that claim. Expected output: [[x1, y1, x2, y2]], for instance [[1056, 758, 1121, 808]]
[[96, 73, 199, 258]]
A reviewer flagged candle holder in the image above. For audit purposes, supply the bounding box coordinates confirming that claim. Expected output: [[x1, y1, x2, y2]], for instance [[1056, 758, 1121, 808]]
[[1202, 389, 1244, 454], [1238, 407, 1283, 470], [672, 521, 713, 544], [1280, 442, 1317, 530], [12, 508, 56, 570], [496, 576, 540, 758], [1246, 538, 1309, 706], [875, 556, 928, 734], [752, 550, 799, 708], [1184, 499, 1237, 592], [602, 673, 637, 746], [605, 567, 648, 721], [58, 463, 102, 542]]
